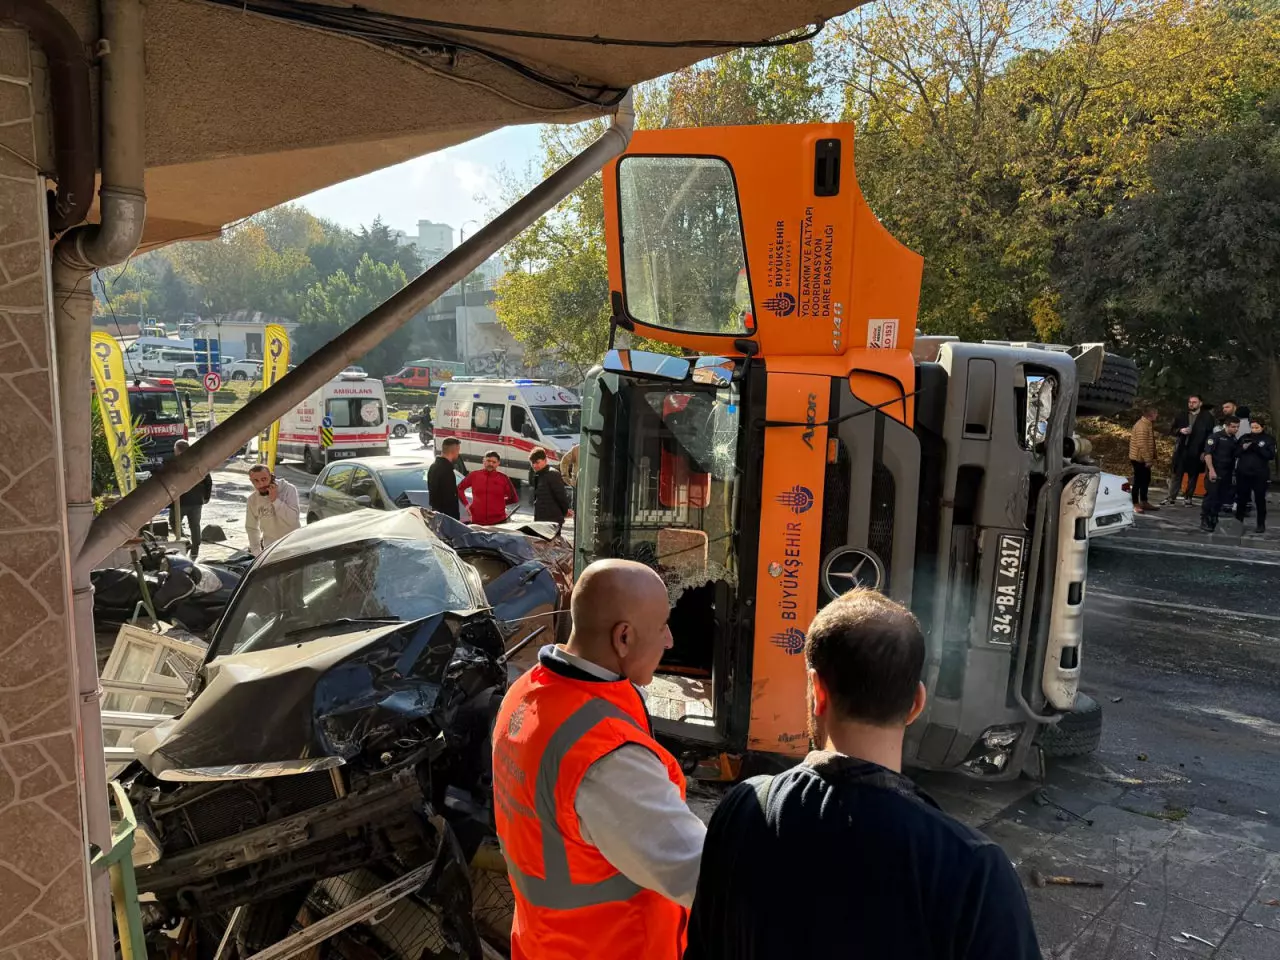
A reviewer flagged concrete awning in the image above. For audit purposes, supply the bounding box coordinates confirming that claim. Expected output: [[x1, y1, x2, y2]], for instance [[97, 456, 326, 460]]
[[45, 0, 864, 248]]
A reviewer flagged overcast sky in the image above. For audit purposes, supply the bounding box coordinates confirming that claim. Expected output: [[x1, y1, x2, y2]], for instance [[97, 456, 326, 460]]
[[295, 124, 544, 242]]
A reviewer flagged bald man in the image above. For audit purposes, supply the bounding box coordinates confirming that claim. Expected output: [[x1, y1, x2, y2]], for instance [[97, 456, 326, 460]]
[[492, 560, 706, 960]]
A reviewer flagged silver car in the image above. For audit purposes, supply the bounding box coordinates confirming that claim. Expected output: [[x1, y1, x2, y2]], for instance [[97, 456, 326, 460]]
[[306, 454, 447, 523]]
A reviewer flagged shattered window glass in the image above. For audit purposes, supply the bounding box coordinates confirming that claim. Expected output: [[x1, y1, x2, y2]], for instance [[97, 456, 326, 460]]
[[576, 375, 741, 604], [212, 538, 475, 657]]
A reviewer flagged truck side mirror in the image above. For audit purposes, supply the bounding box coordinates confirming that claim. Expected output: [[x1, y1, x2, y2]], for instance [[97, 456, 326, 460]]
[[521, 422, 537, 439]]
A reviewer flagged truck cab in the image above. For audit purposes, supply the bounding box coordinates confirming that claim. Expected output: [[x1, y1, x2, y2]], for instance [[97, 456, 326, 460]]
[[125, 377, 189, 472], [573, 124, 1129, 780]]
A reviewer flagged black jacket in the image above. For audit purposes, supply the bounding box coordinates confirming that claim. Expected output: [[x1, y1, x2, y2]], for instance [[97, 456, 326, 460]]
[[167, 459, 211, 509], [684, 752, 1042, 960], [1236, 431, 1276, 477], [531, 466, 571, 523], [1170, 408, 1215, 466], [1203, 433, 1240, 475], [427, 456, 460, 519]]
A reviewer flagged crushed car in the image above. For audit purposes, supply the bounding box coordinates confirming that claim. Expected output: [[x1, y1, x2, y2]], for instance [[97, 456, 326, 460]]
[[114, 507, 571, 957]]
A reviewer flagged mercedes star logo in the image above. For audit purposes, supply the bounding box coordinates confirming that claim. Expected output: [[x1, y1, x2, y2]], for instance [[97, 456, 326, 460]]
[[820, 547, 886, 599]]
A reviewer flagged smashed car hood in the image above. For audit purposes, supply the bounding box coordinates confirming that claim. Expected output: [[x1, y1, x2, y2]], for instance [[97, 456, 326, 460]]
[[261, 507, 441, 566], [133, 615, 464, 780]]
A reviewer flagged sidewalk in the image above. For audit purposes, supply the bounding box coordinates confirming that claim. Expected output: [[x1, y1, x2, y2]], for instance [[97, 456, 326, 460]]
[[1110, 486, 1277, 560], [920, 763, 1280, 958]]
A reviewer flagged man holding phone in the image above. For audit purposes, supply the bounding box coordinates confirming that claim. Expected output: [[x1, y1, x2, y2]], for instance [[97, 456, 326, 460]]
[[246, 464, 301, 555]]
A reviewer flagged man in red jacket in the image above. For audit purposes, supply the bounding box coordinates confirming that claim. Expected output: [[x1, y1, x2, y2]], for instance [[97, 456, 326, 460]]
[[458, 449, 519, 525]]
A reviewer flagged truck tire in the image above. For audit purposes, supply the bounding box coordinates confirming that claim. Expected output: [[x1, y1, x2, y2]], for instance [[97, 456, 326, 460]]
[[1037, 692, 1103, 758], [1076, 354, 1139, 416], [303, 446, 319, 474]]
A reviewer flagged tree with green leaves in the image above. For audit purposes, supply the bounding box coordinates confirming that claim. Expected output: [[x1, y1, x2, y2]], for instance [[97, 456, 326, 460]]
[[293, 254, 413, 377], [1057, 98, 1280, 431], [829, 0, 1280, 342], [356, 217, 424, 279]]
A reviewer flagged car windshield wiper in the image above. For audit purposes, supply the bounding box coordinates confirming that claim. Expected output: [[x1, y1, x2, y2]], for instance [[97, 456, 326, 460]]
[[280, 616, 403, 640]]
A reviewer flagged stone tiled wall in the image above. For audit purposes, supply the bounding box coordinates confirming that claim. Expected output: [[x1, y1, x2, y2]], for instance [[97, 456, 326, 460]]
[[0, 23, 93, 960]]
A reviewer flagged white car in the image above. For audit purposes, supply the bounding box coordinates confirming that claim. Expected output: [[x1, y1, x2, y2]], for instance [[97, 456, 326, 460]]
[[1088, 471, 1134, 538], [226, 358, 265, 381], [136, 347, 202, 379]]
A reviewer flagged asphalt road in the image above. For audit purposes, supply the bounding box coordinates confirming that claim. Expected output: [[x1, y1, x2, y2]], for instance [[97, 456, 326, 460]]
[[1081, 540, 1280, 819]]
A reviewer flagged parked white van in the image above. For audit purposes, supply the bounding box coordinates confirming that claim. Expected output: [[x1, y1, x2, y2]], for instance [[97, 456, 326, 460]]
[[278, 371, 390, 472], [433, 378, 581, 485], [120, 338, 199, 379]]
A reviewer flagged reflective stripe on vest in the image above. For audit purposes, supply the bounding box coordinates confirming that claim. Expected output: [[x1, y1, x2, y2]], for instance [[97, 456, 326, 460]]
[[505, 696, 646, 909]]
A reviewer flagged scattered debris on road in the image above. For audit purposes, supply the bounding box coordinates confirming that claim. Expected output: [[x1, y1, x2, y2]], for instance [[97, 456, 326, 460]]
[[1030, 869, 1105, 889]]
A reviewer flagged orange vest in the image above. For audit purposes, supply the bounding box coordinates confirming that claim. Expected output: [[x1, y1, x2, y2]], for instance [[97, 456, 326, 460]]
[[493, 662, 689, 960]]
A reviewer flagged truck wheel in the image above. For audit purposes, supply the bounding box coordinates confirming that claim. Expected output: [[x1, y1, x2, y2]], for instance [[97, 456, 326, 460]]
[[1076, 354, 1139, 416], [1036, 693, 1103, 758], [234, 885, 310, 953], [303, 446, 319, 474]]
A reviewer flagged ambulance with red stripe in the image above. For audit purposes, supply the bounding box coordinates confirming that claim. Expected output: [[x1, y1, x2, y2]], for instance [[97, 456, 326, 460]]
[[277, 370, 390, 473], [433, 378, 580, 486]]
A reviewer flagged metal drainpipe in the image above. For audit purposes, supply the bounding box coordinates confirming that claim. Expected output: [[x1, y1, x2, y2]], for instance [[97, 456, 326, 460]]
[[49, 1, 147, 956], [76, 90, 635, 574]]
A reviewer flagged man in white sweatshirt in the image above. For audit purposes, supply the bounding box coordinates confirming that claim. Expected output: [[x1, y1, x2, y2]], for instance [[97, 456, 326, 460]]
[[246, 464, 301, 555]]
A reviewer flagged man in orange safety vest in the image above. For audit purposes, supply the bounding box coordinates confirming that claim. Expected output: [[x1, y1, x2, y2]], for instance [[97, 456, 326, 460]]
[[492, 559, 706, 960]]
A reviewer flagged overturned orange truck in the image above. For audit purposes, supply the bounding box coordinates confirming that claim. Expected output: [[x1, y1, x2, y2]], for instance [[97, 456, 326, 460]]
[[573, 124, 1136, 780]]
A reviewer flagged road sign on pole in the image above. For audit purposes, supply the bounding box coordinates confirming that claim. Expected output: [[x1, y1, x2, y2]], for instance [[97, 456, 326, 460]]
[[201, 371, 222, 435], [322, 415, 333, 428], [320, 426, 334, 448]]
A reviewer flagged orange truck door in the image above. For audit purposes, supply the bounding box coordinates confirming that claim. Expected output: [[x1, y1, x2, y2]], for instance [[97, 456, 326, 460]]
[[601, 124, 923, 425]]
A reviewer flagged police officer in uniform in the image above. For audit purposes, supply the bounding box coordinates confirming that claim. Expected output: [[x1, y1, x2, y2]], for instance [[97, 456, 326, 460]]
[[1235, 418, 1275, 534], [1200, 417, 1240, 532]]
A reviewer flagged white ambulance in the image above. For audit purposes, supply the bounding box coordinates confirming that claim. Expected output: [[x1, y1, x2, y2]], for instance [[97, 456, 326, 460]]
[[433, 378, 581, 485], [278, 371, 390, 472]]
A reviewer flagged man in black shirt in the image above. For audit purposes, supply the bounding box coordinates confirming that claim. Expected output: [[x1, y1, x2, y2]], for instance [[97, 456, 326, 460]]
[[684, 589, 1041, 960], [166, 439, 212, 558], [1200, 417, 1240, 532], [427, 437, 462, 520], [529, 446, 572, 529], [1163, 394, 1215, 505], [1235, 418, 1274, 533]]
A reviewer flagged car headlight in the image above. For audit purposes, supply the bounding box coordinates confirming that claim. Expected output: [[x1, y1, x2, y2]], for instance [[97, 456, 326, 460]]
[[131, 822, 162, 868]]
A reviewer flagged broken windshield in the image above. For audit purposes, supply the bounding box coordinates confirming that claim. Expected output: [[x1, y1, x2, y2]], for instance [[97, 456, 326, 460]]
[[211, 538, 476, 658], [575, 370, 741, 604]]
